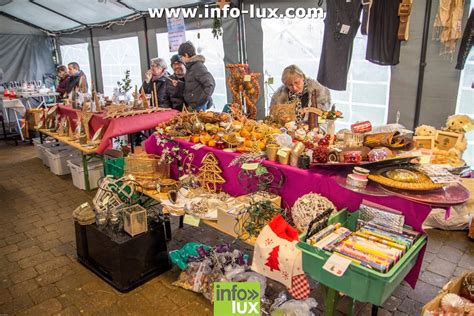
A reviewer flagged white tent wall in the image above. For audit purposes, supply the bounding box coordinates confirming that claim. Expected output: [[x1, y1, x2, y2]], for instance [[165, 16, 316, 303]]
[[390, 0, 472, 130], [241, 0, 329, 119], [57, 8, 239, 104], [417, 1, 472, 129]]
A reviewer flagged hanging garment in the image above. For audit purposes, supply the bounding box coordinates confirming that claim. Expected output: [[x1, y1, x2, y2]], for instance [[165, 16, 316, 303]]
[[366, 0, 401, 65], [433, 0, 465, 57], [317, 0, 362, 91], [456, 8, 474, 70]]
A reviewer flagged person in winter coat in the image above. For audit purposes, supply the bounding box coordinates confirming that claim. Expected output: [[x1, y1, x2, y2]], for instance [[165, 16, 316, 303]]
[[162, 54, 186, 111], [270, 64, 331, 123], [66, 62, 88, 96], [141, 58, 168, 107], [178, 41, 215, 112], [55, 65, 70, 101]]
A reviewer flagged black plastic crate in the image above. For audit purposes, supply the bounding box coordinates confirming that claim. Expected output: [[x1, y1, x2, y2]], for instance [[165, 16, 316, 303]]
[[75, 221, 171, 292]]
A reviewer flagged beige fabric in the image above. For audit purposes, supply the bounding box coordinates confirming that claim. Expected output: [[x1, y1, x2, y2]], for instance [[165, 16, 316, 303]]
[[434, 0, 465, 56]]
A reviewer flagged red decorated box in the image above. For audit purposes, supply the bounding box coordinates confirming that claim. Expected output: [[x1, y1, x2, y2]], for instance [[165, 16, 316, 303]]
[[351, 121, 372, 133]]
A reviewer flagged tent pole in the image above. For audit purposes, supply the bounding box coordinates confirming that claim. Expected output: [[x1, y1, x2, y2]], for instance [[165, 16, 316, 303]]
[[143, 17, 151, 69], [237, 0, 247, 64], [413, 0, 433, 129], [89, 28, 99, 93]]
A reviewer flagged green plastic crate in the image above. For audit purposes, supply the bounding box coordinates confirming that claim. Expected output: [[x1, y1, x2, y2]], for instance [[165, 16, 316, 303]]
[[104, 157, 125, 178], [296, 209, 427, 306]]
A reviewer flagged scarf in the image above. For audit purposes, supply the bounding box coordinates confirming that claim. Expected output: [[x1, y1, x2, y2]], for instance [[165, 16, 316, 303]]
[[433, 0, 465, 58], [287, 79, 309, 123]]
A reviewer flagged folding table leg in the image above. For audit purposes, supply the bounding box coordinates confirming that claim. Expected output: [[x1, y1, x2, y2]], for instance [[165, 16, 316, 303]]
[[82, 153, 90, 191], [1, 116, 6, 139], [346, 298, 355, 316], [322, 285, 338, 316], [13, 111, 24, 141], [371, 305, 379, 316]]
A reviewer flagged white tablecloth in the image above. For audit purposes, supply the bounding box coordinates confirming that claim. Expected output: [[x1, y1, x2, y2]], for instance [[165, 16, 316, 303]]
[[2, 98, 26, 116], [17, 91, 59, 98]]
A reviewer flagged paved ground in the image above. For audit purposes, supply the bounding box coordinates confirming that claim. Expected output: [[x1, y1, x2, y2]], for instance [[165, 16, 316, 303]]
[[0, 140, 472, 316]]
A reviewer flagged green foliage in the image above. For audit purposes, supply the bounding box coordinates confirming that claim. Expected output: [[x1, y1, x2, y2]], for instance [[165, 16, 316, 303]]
[[117, 70, 132, 94], [212, 16, 223, 39]]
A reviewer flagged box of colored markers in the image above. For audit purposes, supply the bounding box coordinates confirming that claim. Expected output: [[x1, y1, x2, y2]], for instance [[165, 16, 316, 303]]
[[296, 208, 427, 306]]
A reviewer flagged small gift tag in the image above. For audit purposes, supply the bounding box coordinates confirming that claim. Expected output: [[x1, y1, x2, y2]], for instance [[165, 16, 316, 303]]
[[256, 165, 268, 175], [191, 143, 206, 150], [340, 24, 350, 34], [179, 174, 190, 181], [463, 123, 474, 133], [242, 162, 259, 170], [244, 75, 251, 82], [323, 253, 352, 277], [183, 214, 200, 227], [277, 149, 289, 158], [419, 155, 431, 164]]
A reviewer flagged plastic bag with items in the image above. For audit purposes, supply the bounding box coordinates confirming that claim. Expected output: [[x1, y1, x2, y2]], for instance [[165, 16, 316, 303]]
[[270, 292, 318, 316]]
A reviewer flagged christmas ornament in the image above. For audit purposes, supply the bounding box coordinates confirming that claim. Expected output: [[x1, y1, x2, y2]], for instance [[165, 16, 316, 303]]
[[291, 193, 336, 232], [226, 64, 261, 119], [197, 153, 226, 192]]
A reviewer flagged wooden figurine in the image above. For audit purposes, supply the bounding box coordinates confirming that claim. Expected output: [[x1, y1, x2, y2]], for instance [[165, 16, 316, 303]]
[[141, 87, 149, 109], [153, 82, 158, 108]]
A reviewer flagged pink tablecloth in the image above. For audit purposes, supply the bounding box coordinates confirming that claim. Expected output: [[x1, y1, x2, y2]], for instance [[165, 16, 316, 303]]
[[145, 133, 434, 288], [57, 105, 178, 154]]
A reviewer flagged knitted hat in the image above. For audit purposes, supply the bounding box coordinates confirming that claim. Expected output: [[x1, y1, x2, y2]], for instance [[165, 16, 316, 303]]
[[170, 54, 183, 65], [178, 41, 196, 57]]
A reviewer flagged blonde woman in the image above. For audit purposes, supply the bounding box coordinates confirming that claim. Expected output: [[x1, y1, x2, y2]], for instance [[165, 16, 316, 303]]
[[270, 65, 331, 123]]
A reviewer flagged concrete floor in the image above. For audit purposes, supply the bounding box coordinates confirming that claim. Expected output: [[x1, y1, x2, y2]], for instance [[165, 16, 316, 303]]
[[0, 140, 472, 316]]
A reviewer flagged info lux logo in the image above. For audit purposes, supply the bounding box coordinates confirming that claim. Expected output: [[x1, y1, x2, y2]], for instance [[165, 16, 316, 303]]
[[214, 282, 260, 316]]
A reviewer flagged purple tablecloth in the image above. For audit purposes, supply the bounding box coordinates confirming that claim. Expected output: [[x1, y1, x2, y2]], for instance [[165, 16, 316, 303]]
[[145, 133, 432, 288]]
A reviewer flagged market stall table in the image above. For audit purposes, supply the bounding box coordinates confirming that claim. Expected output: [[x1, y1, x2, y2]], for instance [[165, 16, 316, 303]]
[[37, 128, 100, 190], [1, 98, 25, 140], [55, 105, 178, 154], [144, 133, 451, 315], [18, 91, 59, 109], [139, 188, 256, 246], [37, 106, 178, 190]]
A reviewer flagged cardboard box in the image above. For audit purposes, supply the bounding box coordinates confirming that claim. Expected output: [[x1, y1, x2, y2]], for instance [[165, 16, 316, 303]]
[[421, 272, 473, 315], [26, 109, 45, 129]]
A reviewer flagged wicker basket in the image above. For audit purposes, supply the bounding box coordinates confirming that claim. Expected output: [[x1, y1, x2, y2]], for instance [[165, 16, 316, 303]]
[[124, 153, 170, 189]]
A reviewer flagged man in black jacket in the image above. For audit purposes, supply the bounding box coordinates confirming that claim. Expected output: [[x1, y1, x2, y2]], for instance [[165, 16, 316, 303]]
[[178, 41, 215, 112], [141, 58, 168, 107], [162, 54, 186, 111]]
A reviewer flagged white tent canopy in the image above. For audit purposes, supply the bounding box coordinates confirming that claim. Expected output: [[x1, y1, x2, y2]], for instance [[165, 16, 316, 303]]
[[0, 0, 204, 34]]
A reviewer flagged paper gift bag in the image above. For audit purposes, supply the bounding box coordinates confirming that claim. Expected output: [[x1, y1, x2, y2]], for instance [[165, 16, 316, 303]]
[[251, 215, 301, 288]]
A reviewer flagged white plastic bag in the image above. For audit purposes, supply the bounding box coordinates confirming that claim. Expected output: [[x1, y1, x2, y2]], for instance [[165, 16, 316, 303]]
[[270, 292, 318, 316]]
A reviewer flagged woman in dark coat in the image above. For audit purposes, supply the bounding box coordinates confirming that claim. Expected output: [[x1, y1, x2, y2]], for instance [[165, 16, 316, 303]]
[[55, 65, 70, 100], [141, 58, 168, 107]]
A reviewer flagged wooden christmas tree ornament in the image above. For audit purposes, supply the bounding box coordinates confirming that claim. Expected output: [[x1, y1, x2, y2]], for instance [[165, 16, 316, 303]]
[[197, 153, 226, 192]]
